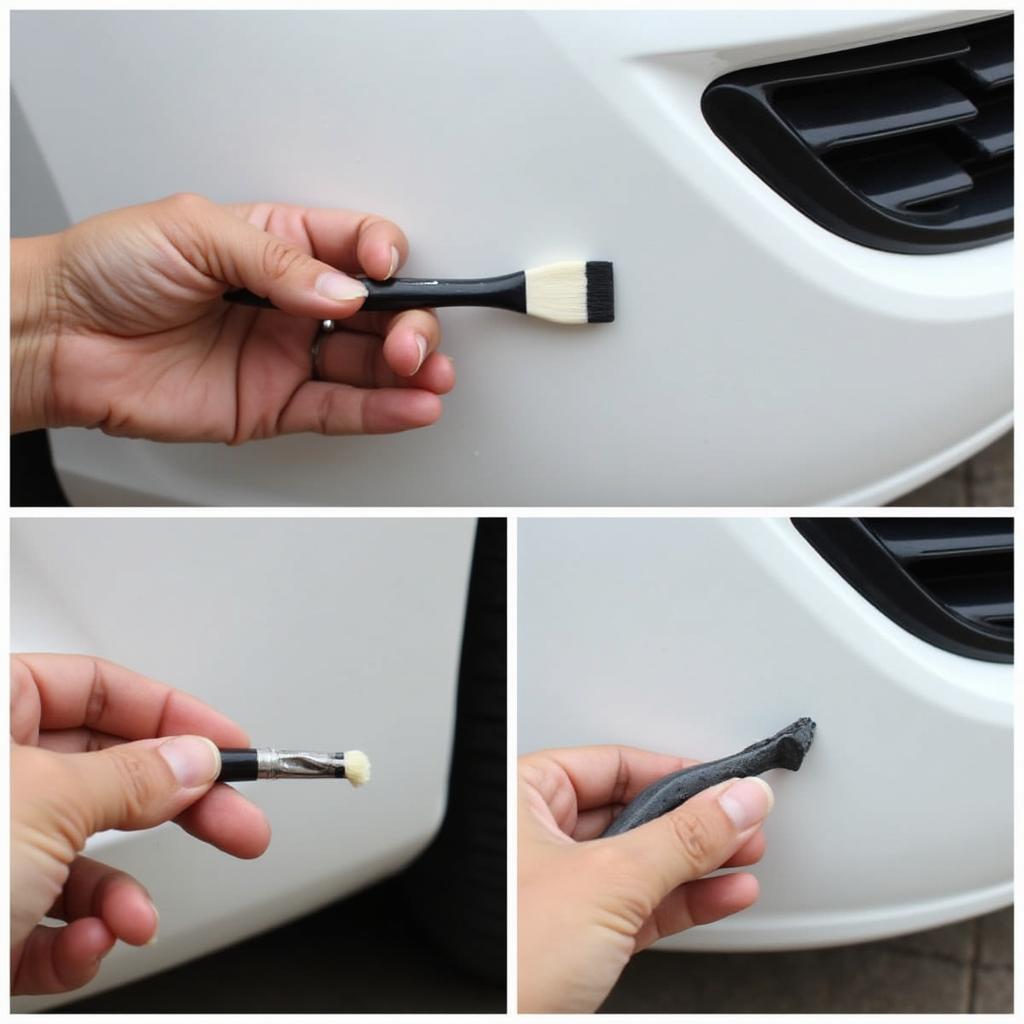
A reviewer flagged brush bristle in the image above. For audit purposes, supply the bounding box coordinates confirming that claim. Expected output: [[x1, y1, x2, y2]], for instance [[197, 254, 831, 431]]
[[585, 261, 614, 323], [524, 261, 587, 324], [344, 750, 371, 787], [524, 260, 614, 324]]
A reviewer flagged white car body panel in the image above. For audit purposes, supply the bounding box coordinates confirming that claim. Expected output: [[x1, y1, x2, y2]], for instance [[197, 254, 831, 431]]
[[517, 518, 1012, 950], [11, 517, 476, 1009], [11, 10, 1012, 506]]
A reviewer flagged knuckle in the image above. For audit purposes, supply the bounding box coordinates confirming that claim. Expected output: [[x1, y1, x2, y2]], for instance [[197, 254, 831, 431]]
[[154, 193, 218, 277], [314, 394, 334, 436], [10, 659, 35, 711], [163, 191, 209, 217], [667, 809, 716, 870], [517, 759, 546, 790], [108, 749, 154, 821], [310, 388, 350, 436], [84, 659, 109, 726], [610, 749, 630, 805], [260, 239, 306, 283]]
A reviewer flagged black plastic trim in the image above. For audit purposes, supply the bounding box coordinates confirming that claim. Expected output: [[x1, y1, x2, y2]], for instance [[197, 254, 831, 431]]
[[793, 517, 1013, 663], [702, 15, 1013, 254]]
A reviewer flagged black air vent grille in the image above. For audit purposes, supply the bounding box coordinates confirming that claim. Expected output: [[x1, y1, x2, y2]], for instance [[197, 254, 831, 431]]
[[702, 16, 1013, 254], [793, 518, 1013, 663]]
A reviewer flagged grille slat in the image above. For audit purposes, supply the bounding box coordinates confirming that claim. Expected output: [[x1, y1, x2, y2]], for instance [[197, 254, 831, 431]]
[[863, 518, 1013, 639], [955, 26, 1013, 88], [959, 98, 1013, 158], [779, 77, 978, 154], [792, 518, 1013, 663], [702, 15, 1014, 253], [865, 519, 1013, 559], [769, 29, 970, 80], [842, 144, 973, 211], [945, 593, 1013, 625]]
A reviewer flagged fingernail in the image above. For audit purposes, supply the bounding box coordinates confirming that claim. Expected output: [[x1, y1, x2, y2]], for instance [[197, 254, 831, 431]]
[[388, 245, 401, 279], [719, 777, 774, 831], [413, 333, 428, 373], [146, 902, 160, 945], [314, 271, 368, 302], [158, 736, 220, 788]]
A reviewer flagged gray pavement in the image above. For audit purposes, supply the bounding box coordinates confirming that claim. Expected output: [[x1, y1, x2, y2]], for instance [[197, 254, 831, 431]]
[[600, 907, 1013, 1013], [892, 432, 1012, 506]]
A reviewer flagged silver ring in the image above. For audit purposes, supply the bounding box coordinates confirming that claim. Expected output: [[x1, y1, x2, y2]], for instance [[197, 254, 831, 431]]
[[311, 319, 336, 381]]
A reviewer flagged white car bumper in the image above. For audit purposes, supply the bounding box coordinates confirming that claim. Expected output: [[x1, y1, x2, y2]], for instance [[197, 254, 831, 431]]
[[518, 517, 1012, 950], [11, 10, 1012, 505]]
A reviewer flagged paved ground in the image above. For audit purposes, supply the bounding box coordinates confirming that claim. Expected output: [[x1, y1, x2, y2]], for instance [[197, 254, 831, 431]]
[[601, 907, 1013, 1013], [892, 432, 1012, 506]]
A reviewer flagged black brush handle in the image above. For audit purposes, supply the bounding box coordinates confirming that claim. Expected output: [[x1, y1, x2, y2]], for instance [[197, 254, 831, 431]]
[[223, 272, 527, 314], [217, 748, 258, 783], [601, 718, 816, 838]]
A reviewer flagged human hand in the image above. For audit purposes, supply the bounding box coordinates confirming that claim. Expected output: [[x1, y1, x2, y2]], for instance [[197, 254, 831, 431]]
[[11, 193, 453, 440], [518, 746, 773, 1012], [10, 654, 272, 995]]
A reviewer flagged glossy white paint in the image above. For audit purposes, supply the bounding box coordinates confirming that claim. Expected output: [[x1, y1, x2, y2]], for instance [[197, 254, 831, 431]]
[[11, 518, 476, 1009], [11, 10, 1012, 506], [517, 518, 1012, 950]]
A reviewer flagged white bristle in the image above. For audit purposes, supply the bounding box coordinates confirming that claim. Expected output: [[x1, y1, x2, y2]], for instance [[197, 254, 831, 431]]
[[344, 750, 371, 787], [524, 261, 588, 324]]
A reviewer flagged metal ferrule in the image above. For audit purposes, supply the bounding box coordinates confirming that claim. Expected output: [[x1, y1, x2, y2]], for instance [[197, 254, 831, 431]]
[[256, 748, 345, 780]]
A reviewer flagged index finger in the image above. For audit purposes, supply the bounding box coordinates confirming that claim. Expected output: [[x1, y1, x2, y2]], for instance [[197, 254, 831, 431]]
[[12, 654, 249, 747], [225, 202, 409, 282], [520, 745, 698, 813]]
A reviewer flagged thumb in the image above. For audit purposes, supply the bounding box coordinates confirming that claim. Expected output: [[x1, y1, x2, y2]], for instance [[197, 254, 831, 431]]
[[609, 776, 774, 909], [63, 735, 222, 838], [159, 193, 369, 319]]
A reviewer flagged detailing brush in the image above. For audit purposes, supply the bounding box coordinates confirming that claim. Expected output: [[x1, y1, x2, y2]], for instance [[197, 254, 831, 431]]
[[223, 260, 614, 325], [217, 748, 371, 787]]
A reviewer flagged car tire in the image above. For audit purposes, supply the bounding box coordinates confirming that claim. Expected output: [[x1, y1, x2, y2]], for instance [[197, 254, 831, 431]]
[[401, 517, 506, 985], [11, 430, 69, 506]]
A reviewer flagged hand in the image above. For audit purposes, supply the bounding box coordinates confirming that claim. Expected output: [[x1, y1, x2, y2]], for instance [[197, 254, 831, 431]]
[[10, 193, 453, 440], [518, 746, 773, 1013], [10, 654, 272, 995]]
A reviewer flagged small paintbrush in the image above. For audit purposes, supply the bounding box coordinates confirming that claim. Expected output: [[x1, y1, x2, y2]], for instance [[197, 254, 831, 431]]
[[223, 260, 614, 325], [217, 748, 371, 786]]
